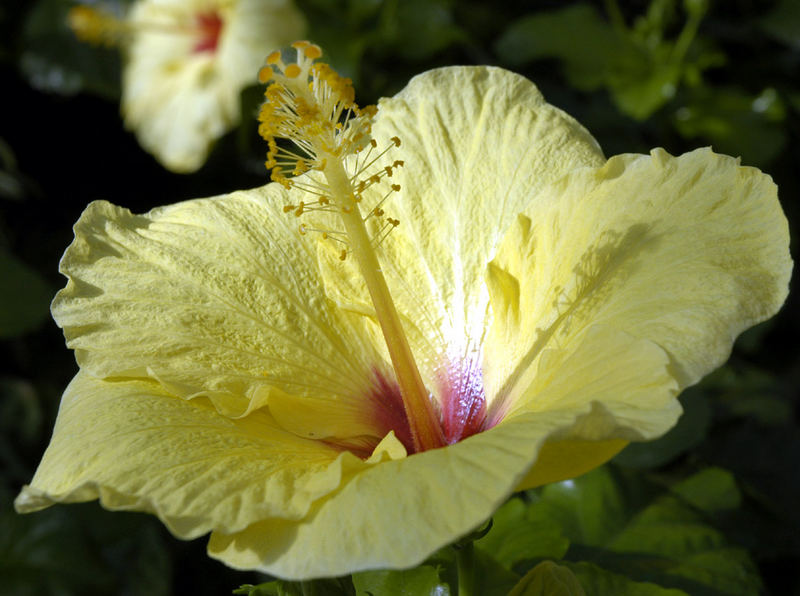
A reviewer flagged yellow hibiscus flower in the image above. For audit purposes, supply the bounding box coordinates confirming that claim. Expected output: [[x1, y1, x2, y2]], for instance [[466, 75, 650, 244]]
[[15, 44, 791, 580], [70, 0, 305, 173]]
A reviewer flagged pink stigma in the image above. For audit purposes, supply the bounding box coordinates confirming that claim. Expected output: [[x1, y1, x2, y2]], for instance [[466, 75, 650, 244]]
[[367, 357, 491, 455], [438, 357, 488, 445]]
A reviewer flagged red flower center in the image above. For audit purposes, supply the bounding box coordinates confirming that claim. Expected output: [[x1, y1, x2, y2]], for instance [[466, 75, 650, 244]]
[[367, 358, 491, 455], [193, 11, 223, 53]]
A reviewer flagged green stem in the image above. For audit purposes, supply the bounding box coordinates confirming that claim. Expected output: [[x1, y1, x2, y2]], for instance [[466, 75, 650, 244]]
[[672, 9, 703, 65], [456, 541, 475, 596], [604, 0, 627, 33]]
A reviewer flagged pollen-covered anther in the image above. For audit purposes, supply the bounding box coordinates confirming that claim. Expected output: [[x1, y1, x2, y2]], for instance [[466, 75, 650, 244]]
[[292, 159, 309, 175], [258, 41, 377, 192], [391, 184, 401, 192], [284, 64, 302, 78]]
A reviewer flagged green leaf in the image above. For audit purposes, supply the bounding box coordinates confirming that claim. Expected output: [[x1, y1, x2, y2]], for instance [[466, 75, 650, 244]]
[[673, 87, 787, 166], [565, 562, 688, 596], [234, 583, 281, 596], [0, 250, 52, 338], [494, 4, 626, 89], [614, 388, 711, 469], [0, 138, 28, 201], [608, 57, 681, 120], [703, 363, 792, 427], [427, 542, 518, 596], [495, 2, 720, 120], [476, 498, 569, 569], [698, 425, 800, 557], [382, 0, 465, 60], [525, 467, 762, 594], [607, 488, 761, 593], [0, 492, 115, 596], [0, 378, 44, 487], [532, 467, 629, 547], [473, 548, 520, 596], [759, 0, 800, 49], [352, 565, 450, 596], [236, 578, 354, 596], [509, 561, 586, 596], [670, 468, 740, 513], [2, 485, 174, 596]]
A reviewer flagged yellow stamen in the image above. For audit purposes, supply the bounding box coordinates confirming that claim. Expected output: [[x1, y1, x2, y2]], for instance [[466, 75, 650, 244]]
[[257, 42, 444, 452]]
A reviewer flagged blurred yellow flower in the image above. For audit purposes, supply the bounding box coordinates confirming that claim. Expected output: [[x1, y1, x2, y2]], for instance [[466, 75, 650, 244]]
[[70, 0, 305, 172], [15, 48, 791, 579]]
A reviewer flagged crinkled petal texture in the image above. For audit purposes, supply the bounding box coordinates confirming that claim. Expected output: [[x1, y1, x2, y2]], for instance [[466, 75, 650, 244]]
[[122, 0, 305, 173], [320, 70, 790, 486], [50, 188, 389, 435], [14, 372, 375, 537], [321, 66, 606, 396], [17, 66, 792, 579], [485, 148, 791, 423], [16, 370, 587, 578]]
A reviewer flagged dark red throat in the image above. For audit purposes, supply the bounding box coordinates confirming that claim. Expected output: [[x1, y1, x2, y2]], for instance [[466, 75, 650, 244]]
[[193, 12, 223, 54], [369, 358, 490, 455]]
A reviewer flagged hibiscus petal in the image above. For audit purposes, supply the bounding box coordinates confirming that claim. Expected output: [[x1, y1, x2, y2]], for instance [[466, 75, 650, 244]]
[[122, 0, 306, 173], [319, 66, 606, 388], [206, 406, 586, 579], [486, 148, 791, 423], [504, 326, 679, 490], [53, 188, 384, 422], [14, 372, 368, 537]]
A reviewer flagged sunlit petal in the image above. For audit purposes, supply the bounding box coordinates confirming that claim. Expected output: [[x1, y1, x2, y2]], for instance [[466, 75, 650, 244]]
[[321, 66, 606, 391], [53, 189, 384, 422], [14, 372, 369, 537], [486, 148, 791, 420], [207, 407, 586, 578]]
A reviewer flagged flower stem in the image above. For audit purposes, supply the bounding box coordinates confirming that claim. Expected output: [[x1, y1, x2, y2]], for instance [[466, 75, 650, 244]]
[[456, 541, 475, 596]]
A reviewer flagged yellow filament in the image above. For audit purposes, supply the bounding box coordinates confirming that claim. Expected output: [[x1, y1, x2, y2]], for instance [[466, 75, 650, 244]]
[[257, 42, 444, 452], [323, 160, 444, 451]]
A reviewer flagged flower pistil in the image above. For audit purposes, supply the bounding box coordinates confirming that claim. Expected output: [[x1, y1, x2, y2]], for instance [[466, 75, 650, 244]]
[[258, 42, 446, 452]]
